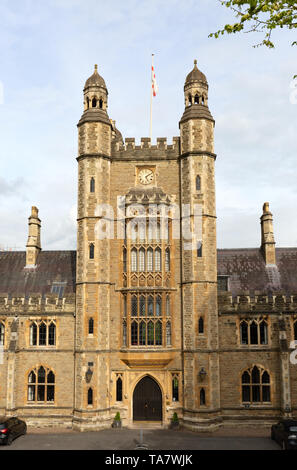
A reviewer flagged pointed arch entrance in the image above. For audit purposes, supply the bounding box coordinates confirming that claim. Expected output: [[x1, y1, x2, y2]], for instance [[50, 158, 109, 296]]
[[133, 376, 162, 421]]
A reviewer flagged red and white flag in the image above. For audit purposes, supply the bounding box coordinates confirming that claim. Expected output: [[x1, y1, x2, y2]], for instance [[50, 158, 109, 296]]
[[152, 63, 158, 97]]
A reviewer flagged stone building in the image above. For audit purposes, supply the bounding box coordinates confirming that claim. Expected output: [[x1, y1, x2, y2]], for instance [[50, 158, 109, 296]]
[[0, 62, 297, 431]]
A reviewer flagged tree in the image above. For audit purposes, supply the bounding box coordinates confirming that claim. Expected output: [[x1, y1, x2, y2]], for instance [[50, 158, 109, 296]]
[[209, 1, 297, 76]]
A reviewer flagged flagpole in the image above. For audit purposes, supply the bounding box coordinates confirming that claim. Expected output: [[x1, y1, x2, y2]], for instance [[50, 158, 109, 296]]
[[149, 54, 154, 140]]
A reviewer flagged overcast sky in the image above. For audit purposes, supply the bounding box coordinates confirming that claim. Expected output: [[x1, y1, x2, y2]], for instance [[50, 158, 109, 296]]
[[0, 0, 296, 251]]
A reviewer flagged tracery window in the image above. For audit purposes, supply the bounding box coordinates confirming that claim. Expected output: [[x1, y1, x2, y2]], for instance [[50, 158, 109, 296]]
[[241, 365, 271, 403], [29, 320, 56, 346], [27, 366, 55, 403], [240, 318, 268, 345], [0, 322, 5, 346]]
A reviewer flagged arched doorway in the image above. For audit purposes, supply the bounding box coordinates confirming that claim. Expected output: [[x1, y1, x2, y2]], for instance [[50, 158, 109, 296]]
[[133, 376, 162, 421]]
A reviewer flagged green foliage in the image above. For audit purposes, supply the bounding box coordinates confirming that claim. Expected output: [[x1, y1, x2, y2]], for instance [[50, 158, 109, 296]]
[[172, 412, 179, 423], [209, 1, 297, 48], [114, 412, 121, 421]]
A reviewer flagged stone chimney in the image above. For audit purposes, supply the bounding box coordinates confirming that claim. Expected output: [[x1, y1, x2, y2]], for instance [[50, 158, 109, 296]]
[[260, 202, 276, 265], [26, 206, 41, 267]]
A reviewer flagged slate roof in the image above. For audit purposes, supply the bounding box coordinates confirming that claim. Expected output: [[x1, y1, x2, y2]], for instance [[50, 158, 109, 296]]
[[217, 248, 297, 296], [0, 251, 76, 296]]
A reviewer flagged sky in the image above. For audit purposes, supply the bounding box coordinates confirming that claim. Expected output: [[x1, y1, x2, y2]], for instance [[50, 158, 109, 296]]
[[0, 0, 296, 251]]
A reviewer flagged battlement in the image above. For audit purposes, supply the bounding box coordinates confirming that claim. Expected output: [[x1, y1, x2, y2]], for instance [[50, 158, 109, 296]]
[[112, 137, 180, 160], [0, 293, 76, 313], [218, 291, 297, 313]]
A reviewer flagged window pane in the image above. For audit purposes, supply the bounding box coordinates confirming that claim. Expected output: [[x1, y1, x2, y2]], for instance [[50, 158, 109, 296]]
[[139, 248, 145, 272], [172, 377, 179, 401], [147, 322, 154, 345], [48, 323, 56, 345], [139, 296, 146, 316], [47, 385, 55, 402], [155, 321, 162, 345], [47, 371, 55, 384], [88, 388, 93, 405], [139, 321, 146, 345], [123, 322, 127, 347], [38, 367, 46, 383], [262, 371, 270, 384], [131, 249, 137, 272], [262, 385, 271, 402], [131, 296, 138, 316], [116, 379, 122, 402], [156, 297, 162, 316], [200, 388, 206, 405], [251, 366, 260, 384], [242, 386, 250, 402], [88, 318, 94, 335], [39, 323, 47, 346], [240, 322, 248, 345], [165, 249, 170, 272], [250, 322, 258, 344], [0, 323, 4, 346], [28, 371, 36, 383], [242, 371, 250, 384], [166, 296, 170, 316], [154, 249, 161, 272], [30, 323, 37, 346], [28, 385, 35, 401], [252, 385, 260, 402], [198, 317, 204, 334], [260, 321, 268, 345], [37, 385, 45, 401], [131, 322, 138, 346], [147, 249, 153, 272], [166, 321, 171, 346], [148, 296, 154, 316]]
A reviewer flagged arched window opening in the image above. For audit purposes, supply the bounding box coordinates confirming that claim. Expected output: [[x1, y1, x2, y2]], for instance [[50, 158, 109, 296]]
[[250, 321, 258, 345], [154, 248, 161, 272], [0, 322, 4, 346], [131, 248, 137, 272], [27, 366, 55, 403], [123, 248, 127, 273], [147, 321, 154, 345], [88, 318, 94, 335], [139, 248, 145, 272], [131, 296, 138, 317], [196, 175, 201, 191], [90, 177, 95, 193], [148, 296, 154, 316], [166, 296, 170, 317], [240, 321, 248, 345], [92, 97, 97, 108], [156, 296, 162, 317], [116, 378, 123, 401], [88, 388, 93, 405], [39, 322, 47, 346], [202, 95, 205, 105], [194, 94, 199, 104], [165, 248, 170, 272], [197, 242, 202, 258], [29, 323, 37, 346], [188, 95, 192, 106], [166, 321, 171, 346], [89, 243, 95, 260], [99, 99, 103, 109], [86, 97, 90, 109], [241, 366, 271, 403], [147, 248, 153, 272], [198, 317, 204, 334], [172, 376, 179, 401], [200, 388, 206, 406], [48, 322, 56, 346], [260, 320, 268, 345]]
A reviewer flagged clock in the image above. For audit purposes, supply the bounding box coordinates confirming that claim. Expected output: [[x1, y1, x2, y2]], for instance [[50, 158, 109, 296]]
[[138, 168, 154, 185]]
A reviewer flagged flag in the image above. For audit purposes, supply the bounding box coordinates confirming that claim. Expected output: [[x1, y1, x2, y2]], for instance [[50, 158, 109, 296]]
[[152, 64, 158, 97]]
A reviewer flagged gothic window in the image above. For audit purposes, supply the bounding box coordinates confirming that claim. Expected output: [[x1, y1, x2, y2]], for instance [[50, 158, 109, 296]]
[[154, 248, 161, 272], [86, 97, 90, 109], [166, 321, 171, 346], [188, 94, 192, 106], [198, 317, 204, 334], [139, 321, 146, 345], [48, 322, 56, 346], [165, 248, 170, 272], [200, 388, 206, 406], [123, 248, 127, 273], [148, 296, 154, 316], [99, 99, 103, 109], [30, 323, 37, 346], [30, 321, 56, 347], [156, 296, 162, 316], [172, 376, 179, 401], [241, 366, 271, 403], [155, 321, 162, 345], [139, 296, 146, 316], [131, 321, 138, 345], [89, 243, 95, 260], [116, 377, 123, 401], [27, 366, 55, 403], [194, 94, 199, 104], [131, 248, 137, 272], [166, 296, 170, 316], [88, 318, 94, 335], [240, 319, 268, 345], [39, 322, 47, 346], [147, 248, 153, 272], [197, 242, 202, 258], [131, 296, 138, 316], [196, 175, 201, 191], [92, 97, 97, 108], [88, 388, 93, 405], [90, 177, 95, 193], [139, 248, 145, 272], [0, 322, 4, 346]]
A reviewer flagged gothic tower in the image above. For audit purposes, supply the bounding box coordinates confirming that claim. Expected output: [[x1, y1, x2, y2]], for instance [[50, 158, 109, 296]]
[[179, 60, 221, 430], [74, 65, 113, 429]]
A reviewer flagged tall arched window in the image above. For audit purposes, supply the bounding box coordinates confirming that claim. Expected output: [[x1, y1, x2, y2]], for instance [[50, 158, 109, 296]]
[[0, 322, 4, 346], [131, 248, 137, 272], [188, 94, 192, 106], [172, 376, 179, 401], [198, 317, 204, 334], [131, 296, 138, 317], [155, 321, 162, 345], [196, 175, 201, 191], [156, 296, 162, 317], [197, 242, 202, 258], [241, 365, 271, 403], [123, 248, 127, 273], [48, 322, 56, 346], [139, 248, 145, 272], [139, 296, 146, 316], [92, 97, 97, 108], [99, 99, 103, 109], [154, 248, 161, 272], [89, 243, 95, 260], [165, 248, 170, 272], [200, 388, 206, 406], [166, 321, 171, 346], [39, 322, 47, 346], [147, 248, 153, 272], [166, 296, 170, 316], [88, 388, 93, 405], [88, 318, 94, 335], [90, 177, 95, 193], [194, 94, 199, 104], [27, 366, 55, 403], [30, 323, 37, 346], [116, 377, 123, 401], [240, 319, 268, 345]]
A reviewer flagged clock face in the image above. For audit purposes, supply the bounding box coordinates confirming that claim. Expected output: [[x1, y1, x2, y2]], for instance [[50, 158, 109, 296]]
[[138, 169, 154, 185]]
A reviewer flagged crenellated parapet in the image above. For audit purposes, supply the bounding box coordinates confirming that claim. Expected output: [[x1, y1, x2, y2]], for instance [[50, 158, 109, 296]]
[[112, 137, 180, 160], [0, 293, 76, 314], [218, 291, 297, 314]]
